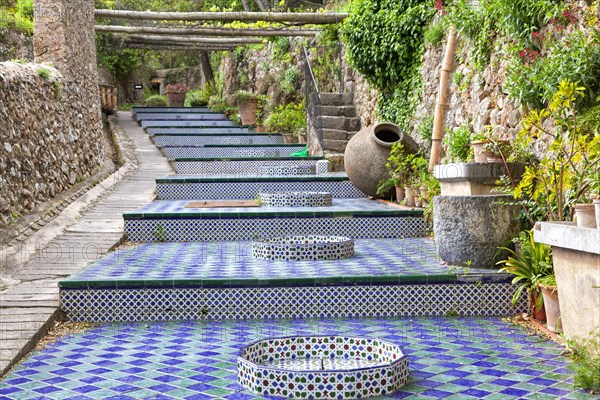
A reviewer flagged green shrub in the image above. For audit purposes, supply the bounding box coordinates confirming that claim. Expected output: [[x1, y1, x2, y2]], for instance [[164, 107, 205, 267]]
[[144, 95, 168, 107], [264, 102, 306, 135], [424, 21, 446, 46], [443, 123, 473, 163], [279, 66, 298, 95], [340, 0, 434, 130], [37, 67, 51, 81]]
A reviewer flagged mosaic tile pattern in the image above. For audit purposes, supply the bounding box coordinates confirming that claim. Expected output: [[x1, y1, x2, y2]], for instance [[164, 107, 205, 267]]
[[174, 159, 319, 175], [153, 134, 285, 147], [124, 216, 426, 241], [238, 336, 408, 398], [316, 160, 330, 174], [148, 127, 253, 134], [142, 120, 236, 128], [162, 145, 305, 159], [2, 317, 592, 399], [136, 113, 228, 121], [252, 236, 354, 261], [59, 239, 498, 285], [258, 191, 333, 207], [258, 165, 316, 176], [60, 283, 526, 322], [156, 180, 366, 200], [133, 106, 211, 114]]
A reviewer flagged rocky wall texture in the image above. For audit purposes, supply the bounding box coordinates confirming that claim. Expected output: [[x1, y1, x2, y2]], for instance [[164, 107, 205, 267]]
[[0, 62, 105, 226]]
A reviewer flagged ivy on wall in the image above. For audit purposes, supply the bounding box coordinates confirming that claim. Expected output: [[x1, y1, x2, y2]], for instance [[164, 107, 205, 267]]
[[340, 0, 434, 131]]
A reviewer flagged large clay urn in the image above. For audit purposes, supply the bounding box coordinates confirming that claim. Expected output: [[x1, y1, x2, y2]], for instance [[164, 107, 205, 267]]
[[344, 122, 418, 197]]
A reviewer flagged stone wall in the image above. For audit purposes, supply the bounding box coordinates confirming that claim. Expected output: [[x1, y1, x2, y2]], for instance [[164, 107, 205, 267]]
[[0, 62, 105, 226]]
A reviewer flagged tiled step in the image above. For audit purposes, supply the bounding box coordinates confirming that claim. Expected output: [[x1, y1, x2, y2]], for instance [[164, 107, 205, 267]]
[[135, 113, 228, 122], [58, 240, 526, 322], [172, 157, 322, 175], [155, 175, 367, 200], [147, 127, 254, 135], [153, 133, 285, 147], [141, 120, 236, 128], [161, 144, 307, 159], [132, 106, 211, 115], [123, 198, 426, 241]]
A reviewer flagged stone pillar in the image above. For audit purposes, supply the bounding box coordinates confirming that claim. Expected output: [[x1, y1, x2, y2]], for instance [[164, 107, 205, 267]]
[[34, 0, 98, 83]]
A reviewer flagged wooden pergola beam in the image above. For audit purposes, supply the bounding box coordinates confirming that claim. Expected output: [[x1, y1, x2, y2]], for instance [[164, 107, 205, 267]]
[[96, 24, 320, 37], [110, 33, 263, 45], [95, 9, 348, 24], [109, 42, 237, 51]]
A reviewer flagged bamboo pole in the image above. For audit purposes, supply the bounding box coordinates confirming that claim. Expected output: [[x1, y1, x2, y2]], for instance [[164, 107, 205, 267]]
[[95, 9, 348, 24], [95, 24, 320, 37], [110, 33, 263, 45], [428, 29, 457, 172]]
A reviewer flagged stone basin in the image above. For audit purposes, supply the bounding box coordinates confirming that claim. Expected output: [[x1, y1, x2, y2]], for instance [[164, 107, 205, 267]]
[[252, 236, 354, 261], [238, 336, 409, 399]]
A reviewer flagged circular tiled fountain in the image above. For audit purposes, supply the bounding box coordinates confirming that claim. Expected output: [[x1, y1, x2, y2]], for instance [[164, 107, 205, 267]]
[[238, 336, 409, 399], [252, 236, 354, 261], [259, 191, 333, 207]]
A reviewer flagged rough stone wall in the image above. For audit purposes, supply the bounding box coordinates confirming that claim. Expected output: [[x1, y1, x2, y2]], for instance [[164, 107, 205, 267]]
[[0, 62, 105, 226]]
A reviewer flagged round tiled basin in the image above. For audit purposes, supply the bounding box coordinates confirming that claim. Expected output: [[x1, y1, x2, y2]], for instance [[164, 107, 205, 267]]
[[252, 236, 354, 261], [238, 336, 409, 399], [258, 165, 316, 176], [259, 191, 333, 207]]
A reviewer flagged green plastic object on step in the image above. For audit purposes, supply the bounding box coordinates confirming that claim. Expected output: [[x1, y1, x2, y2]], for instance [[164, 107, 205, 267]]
[[290, 146, 308, 157]]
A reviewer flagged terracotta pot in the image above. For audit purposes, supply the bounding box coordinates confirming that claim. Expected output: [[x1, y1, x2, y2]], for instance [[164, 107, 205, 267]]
[[594, 199, 600, 229], [531, 290, 547, 322], [166, 92, 186, 107], [239, 98, 258, 125], [255, 124, 265, 133], [574, 204, 596, 228], [395, 186, 405, 202], [470, 140, 489, 163], [405, 187, 415, 207], [344, 122, 419, 197], [540, 284, 562, 332]]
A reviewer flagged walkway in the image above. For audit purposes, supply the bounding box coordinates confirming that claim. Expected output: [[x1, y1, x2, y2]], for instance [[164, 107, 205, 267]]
[[0, 112, 173, 375]]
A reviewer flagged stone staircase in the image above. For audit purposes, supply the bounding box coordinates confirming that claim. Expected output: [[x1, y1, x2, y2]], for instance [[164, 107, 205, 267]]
[[319, 92, 361, 170]]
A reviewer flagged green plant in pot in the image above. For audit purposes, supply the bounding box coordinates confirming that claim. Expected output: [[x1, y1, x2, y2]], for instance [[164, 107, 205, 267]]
[[470, 127, 491, 163], [164, 83, 188, 107], [255, 95, 269, 132], [443, 123, 473, 163], [497, 229, 553, 322], [234, 90, 260, 125], [482, 138, 511, 163], [377, 142, 410, 203], [538, 274, 561, 332]]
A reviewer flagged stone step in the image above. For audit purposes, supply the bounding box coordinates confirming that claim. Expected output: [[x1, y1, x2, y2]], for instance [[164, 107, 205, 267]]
[[135, 113, 228, 122], [319, 92, 353, 106], [141, 120, 236, 128], [322, 129, 348, 141], [173, 157, 322, 175], [321, 105, 356, 117], [58, 240, 525, 322], [323, 139, 349, 153], [321, 116, 361, 131], [153, 134, 285, 147], [147, 127, 253, 135], [122, 198, 425, 242], [325, 152, 346, 172], [155, 175, 367, 200]]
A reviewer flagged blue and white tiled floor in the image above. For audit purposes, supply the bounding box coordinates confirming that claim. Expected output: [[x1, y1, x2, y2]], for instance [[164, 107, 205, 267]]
[[60, 239, 475, 285], [1, 317, 594, 399]]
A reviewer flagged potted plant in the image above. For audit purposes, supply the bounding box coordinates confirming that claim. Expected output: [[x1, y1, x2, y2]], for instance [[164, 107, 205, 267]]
[[497, 230, 553, 322], [584, 172, 600, 229], [469, 128, 491, 163], [234, 90, 260, 125], [538, 275, 561, 332], [164, 84, 188, 107], [443, 123, 472, 163], [482, 138, 511, 163], [255, 95, 269, 132], [377, 142, 411, 202]]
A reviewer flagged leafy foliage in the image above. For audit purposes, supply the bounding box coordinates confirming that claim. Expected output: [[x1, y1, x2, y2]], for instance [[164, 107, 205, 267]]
[[263, 102, 306, 135], [144, 95, 168, 107], [0, 0, 34, 35], [568, 329, 600, 392], [340, 0, 434, 130], [443, 123, 472, 162]]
